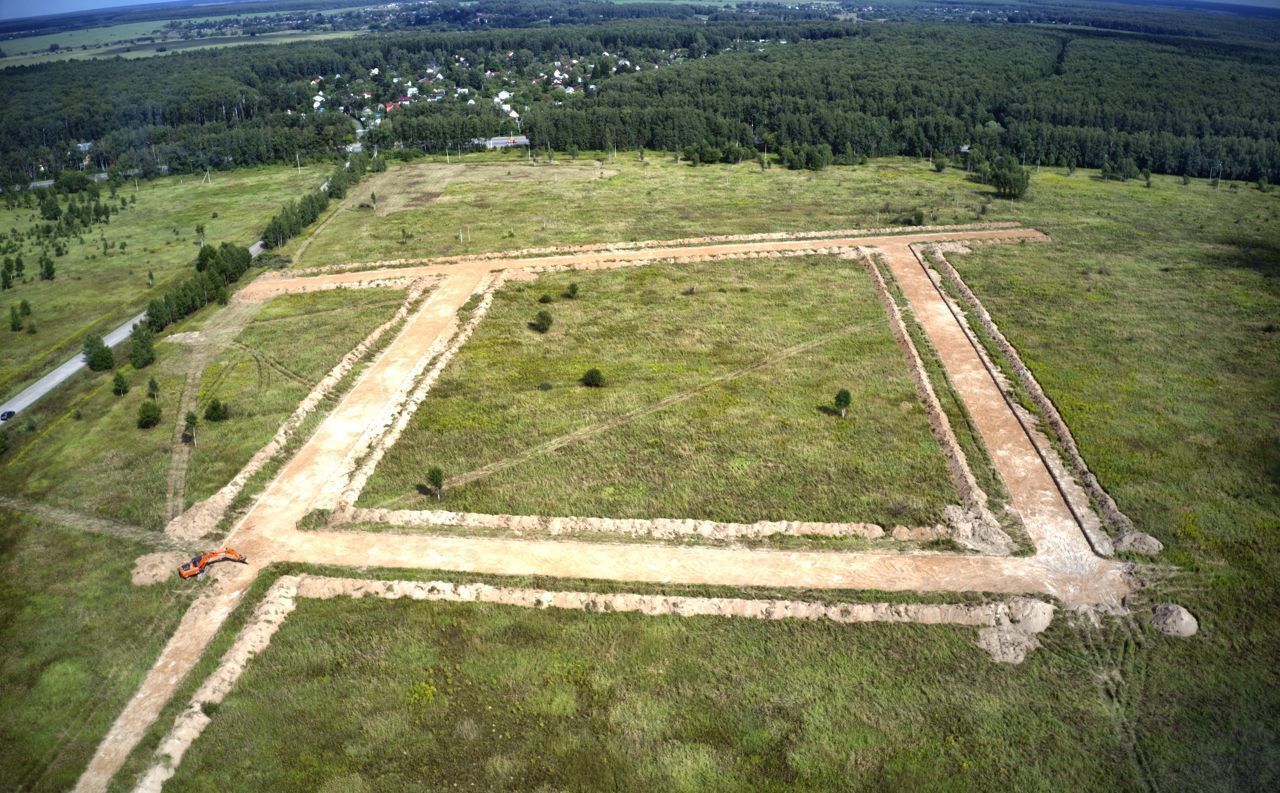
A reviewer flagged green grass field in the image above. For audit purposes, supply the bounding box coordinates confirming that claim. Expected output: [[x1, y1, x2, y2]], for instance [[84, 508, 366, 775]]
[[2, 155, 1277, 792], [2, 286, 404, 531], [282, 155, 985, 267], [0, 164, 326, 401], [0, 24, 364, 67], [2, 314, 209, 530], [185, 288, 406, 508], [162, 594, 1135, 793], [0, 514, 192, 793], [267, 158, 1280, 790], [944, 169, 1280, 790], [358, 257, 959, 526]]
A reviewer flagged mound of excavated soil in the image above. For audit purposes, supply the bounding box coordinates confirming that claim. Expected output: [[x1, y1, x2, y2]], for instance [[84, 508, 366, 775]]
[[1151, 603, 1198, 637], [132, 552, 189, 586]]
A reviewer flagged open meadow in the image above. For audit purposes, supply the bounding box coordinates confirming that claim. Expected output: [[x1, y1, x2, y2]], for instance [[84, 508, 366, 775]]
[[1, 286, 404, 531], [294, 154, 1279, 790], [0, 514, 193, 793], [0, 164, 325, 401], [160, 592, 1135, 793], [357, 257, 960, 527], [2, 154, 1277, 793], [282, 155, 987, 268]]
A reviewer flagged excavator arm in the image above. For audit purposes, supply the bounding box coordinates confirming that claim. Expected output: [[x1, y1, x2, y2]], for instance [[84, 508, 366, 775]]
[[177, 547, 249, 580]]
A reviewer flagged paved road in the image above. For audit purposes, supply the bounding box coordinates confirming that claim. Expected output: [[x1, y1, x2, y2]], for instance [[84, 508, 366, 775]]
[[0, 241, 266, 420], [0, 310, 146, 418]]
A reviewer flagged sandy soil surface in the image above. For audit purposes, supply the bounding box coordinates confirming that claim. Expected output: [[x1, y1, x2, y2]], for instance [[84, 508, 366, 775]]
[[75, 225, 1137, 793]]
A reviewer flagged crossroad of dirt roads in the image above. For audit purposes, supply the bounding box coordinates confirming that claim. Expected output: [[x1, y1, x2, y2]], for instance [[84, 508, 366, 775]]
[[73, 225, 1137, 793]]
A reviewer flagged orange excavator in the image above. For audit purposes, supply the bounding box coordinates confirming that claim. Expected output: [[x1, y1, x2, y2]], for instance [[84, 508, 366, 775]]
[[177, 548, 248, 580]]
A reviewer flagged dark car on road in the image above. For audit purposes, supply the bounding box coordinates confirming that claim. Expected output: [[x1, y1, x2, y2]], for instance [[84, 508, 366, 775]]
[[0, 411, 14, 422]]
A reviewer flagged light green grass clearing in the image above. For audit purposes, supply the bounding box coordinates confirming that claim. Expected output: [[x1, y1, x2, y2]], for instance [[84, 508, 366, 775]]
[[359, 256, 958, 525], [284, 155, 985, 267]]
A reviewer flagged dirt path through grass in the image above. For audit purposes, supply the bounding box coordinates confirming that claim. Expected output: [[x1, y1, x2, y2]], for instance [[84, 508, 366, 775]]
[[76, 226, 1138, 793], [162, 300, 265, 524], [0, 496, 176, 549]]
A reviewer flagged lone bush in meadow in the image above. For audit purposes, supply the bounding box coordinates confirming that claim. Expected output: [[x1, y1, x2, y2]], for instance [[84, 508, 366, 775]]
[[204, 398, 229, 422], [581, 368, 605, 388], [530, 310, 553, 333], [137, 400, 161, 429]]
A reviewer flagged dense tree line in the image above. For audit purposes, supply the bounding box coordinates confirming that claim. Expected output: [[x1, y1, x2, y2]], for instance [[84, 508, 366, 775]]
[[144, 242, 253, 332], [262, 152, 384, 248], [2, 10, 1278, 182], [522, 24, 1280, 180]]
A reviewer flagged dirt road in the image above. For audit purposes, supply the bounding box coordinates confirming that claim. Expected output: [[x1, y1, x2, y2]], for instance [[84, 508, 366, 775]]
[[75, 225, 1134, 793]]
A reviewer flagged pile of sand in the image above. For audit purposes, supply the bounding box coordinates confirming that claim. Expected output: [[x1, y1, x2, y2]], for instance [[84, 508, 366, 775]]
[[132, 552, 190, 586]]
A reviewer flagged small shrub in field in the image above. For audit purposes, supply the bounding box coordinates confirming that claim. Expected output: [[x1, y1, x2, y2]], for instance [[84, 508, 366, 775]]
[[564, 283, 579, 299], [538, 294, 553, 304], [137, 400, 161, 429], [834, 388, 851, 418], [112, 371, 129, 396], [204, 399, 229, 422], [537, 381, 553, 391], [581, 368, 605, 388], [530, 310, 553, 333], [422, 466, 445, 500]]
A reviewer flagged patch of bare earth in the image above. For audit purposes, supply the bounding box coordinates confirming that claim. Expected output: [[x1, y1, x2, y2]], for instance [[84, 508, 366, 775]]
[[73, 226, 1141, 793]]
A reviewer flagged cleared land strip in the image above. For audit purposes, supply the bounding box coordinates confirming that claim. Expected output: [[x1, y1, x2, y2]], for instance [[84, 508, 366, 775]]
[[274, 528, 1131, 606], [878, 241, 1095, 568], [131, 573, 1052, 791], [291, 221, 1024, 275], [76, 225, 1135, 793], [240, 228, 1047, 300], [163, 280, 434, 543], [75, 276, 472, 793]]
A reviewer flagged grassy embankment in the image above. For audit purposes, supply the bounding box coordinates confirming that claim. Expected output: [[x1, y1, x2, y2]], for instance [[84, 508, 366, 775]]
[[358, 256, 959, 527], [0, 164, 325, 401]]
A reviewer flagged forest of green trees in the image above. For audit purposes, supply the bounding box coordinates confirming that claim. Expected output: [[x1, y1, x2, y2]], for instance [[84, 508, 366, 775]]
[[1, 1, 1277, 184]]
